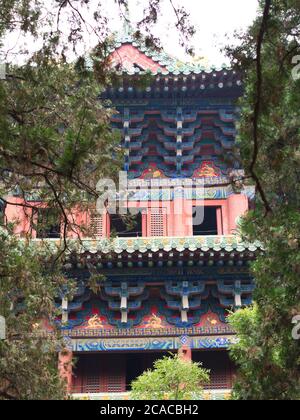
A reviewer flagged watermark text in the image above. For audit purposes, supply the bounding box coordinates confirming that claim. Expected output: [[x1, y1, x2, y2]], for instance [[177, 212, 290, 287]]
[[292, 315, 300, 340]]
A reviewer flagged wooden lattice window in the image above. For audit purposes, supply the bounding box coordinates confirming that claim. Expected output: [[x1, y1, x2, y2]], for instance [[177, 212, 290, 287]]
[[148, 208, 167, 237], [104, 373, 126, 393], [193, 351, 235, 390], [205, 369, 234, 390], [90, 214, 104, 238], [101, 355, 126, 393], [72, 355, 126, 394], [85, 375, 101, 393]]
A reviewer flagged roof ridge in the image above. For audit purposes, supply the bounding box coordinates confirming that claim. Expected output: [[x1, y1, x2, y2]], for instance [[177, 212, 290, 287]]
[[108, 30, 231, 74]]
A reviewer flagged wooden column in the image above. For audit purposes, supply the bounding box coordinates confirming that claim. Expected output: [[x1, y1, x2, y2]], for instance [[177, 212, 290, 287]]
[[178, 344, 192, 363], [227, 194, 249, 234], [58, 349, 73, 394]]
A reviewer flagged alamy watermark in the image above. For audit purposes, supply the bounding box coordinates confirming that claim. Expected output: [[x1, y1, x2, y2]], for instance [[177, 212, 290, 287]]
[[292, 315, 300, 340], [0, 61, 6, 80], [96, 171, 206, 227], [292, 55, 300, 81], [0, 315, 6, 340]]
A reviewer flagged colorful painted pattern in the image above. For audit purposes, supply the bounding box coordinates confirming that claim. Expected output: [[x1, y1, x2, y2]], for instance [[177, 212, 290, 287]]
[[71, 335, 237, 352], [193, 161, 221, 178], [111, 107, 240, 179]]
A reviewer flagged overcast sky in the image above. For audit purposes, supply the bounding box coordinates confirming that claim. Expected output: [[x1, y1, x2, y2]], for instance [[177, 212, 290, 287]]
[[2, 0, 260, 66], [128, 0, 260, 65]]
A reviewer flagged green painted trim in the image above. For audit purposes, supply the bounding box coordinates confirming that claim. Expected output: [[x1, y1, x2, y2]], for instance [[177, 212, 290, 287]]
[[31, 236, 262, 255]]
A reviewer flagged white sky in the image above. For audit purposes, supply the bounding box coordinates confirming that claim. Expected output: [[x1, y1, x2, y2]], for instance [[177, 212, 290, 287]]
[[129, 0, 260, 65], [1, 0, 260, 66]]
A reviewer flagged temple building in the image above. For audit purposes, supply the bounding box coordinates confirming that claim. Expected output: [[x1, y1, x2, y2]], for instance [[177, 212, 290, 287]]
[[4, 33, 261, 400]]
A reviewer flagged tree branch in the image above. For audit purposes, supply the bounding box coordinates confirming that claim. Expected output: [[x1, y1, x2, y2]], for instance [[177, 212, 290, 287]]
[[250, 0, 273, 215]]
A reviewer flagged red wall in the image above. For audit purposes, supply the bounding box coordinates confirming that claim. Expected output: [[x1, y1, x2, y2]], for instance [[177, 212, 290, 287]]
[[4, 194, 249, 239]]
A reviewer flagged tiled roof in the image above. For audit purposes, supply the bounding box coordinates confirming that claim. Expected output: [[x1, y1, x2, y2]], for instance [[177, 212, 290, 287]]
[[33, 236, 263, 256], [108, 31, 231, 76]]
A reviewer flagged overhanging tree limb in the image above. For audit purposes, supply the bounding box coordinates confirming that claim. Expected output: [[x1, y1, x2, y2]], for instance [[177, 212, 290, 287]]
[[250, 0, 273, 215]]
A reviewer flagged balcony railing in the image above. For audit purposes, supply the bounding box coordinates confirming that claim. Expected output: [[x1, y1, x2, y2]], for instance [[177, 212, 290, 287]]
[[71, 389, 232, 401], [31, 235, 262, 255]]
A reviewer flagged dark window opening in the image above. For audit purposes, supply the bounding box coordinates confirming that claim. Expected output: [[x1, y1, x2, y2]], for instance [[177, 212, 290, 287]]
[[72, 354, 126, 394], [126, 352, 170, 391], [110, 213, 142, 238], [72, 352, 170, 394], [193, 351, 236, 390], [72, 351, 235, 394], [193, 206, 219, 236], [36, 208, 61, 239]]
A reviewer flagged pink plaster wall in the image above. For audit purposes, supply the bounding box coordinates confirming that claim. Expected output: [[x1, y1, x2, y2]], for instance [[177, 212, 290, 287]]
[[227, 194, 249, 234], [58, 350, 73, 394], [4, 194, 249, 239], [66, 206, 89, 239], [5, 197, 36, 237]]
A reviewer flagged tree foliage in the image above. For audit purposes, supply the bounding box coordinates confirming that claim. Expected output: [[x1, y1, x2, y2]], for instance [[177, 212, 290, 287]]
[[0, 57, 120, 241], [0, 0, 195, 56], [0, 227, 67, 400], [131, 354, 210, 400], [0, 0, 194, 401], [227, 0, 300, 400]]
